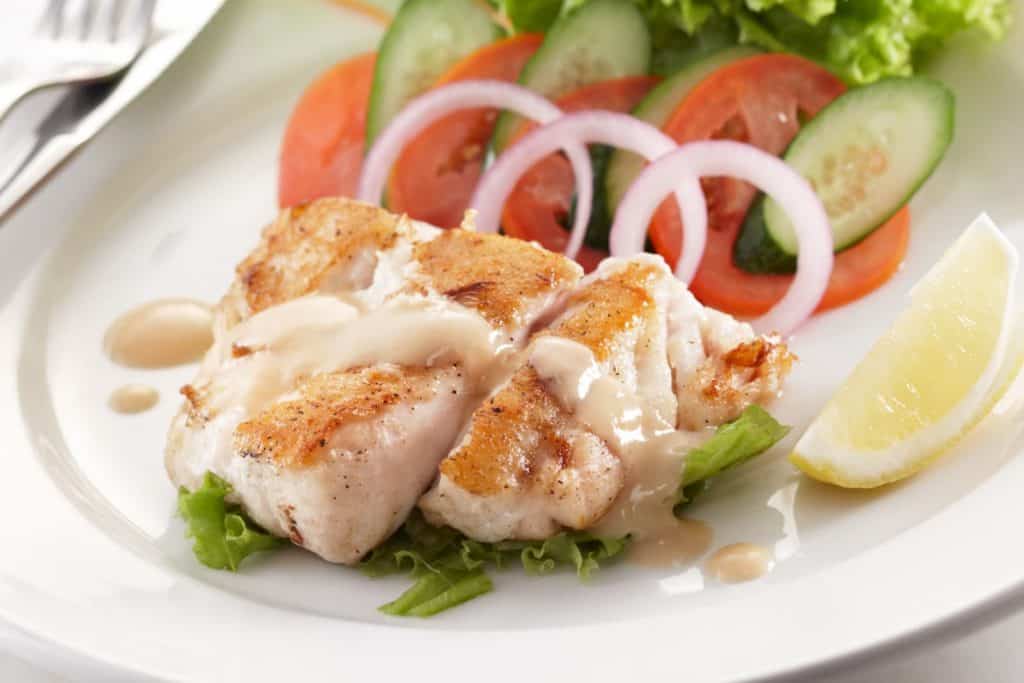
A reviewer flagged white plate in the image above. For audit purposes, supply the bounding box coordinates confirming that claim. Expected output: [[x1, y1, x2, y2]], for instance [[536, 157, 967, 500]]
[[2, 1, 1024, 681]]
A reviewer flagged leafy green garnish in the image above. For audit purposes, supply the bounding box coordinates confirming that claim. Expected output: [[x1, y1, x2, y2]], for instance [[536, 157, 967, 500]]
[[495, 0, 1012, 84], [382, 571, 495, 617], [177, 473, 624, 615], [361, 510, 629, 616], [178, 473, 282, 571], [498, 531, 630, 578], [676, 404, 790, 509]]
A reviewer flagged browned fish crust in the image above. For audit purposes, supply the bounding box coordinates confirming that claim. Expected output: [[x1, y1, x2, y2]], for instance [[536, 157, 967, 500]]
[[233, 364, 443, 469], [678, 337, 795, 430], [236, 198, 400, 317], [551, 261, 661, 361], [413, 230, 581, 328], [440, 263, 662, 496], [439, 367, 571, 496]]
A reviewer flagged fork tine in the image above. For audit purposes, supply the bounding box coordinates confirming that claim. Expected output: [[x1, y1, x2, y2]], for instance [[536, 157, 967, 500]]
[[130, 0, 157, 40], [36, 0, 66, 38], [108, 0, 126, 41], [78, 0, 98, 40]]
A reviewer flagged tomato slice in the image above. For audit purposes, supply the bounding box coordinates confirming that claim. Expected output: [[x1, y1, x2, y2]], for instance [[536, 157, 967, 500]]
[[501, 75, 660, 271], [692, 207, 910, 316], [387, 34, 544, 228], [278, 52, 376, 208], [648, 54, 909, 315]]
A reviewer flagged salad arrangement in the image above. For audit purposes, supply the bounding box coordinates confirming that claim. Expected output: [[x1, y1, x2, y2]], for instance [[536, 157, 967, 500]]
[[176, 0, 1012, 616], [283, 0, 1006, 327]]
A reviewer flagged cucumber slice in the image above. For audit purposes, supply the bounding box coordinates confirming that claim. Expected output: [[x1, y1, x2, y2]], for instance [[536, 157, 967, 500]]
[[604, 46, 760, 214], [490, 0, 650, 153], [366, 0, 501, 147], [735, 77, 955, 273]]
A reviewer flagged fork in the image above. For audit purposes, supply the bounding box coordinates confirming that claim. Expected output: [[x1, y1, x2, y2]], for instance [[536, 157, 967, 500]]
[[0, 0, 154, 126]]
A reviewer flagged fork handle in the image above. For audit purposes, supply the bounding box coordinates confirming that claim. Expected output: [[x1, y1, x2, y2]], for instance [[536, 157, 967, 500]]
[[0, 79, 39, 127]]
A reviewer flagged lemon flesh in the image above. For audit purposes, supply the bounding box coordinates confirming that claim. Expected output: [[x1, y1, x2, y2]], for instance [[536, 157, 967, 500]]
[[792, 214, 1018, 488]]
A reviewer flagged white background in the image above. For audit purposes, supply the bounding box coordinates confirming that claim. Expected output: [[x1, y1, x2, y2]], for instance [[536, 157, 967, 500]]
[[0, 1, 1020, 680]]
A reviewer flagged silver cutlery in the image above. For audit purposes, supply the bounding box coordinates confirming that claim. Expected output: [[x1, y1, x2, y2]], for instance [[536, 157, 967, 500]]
[[0, 0, 156, 125], [0, 0, 225, 224]]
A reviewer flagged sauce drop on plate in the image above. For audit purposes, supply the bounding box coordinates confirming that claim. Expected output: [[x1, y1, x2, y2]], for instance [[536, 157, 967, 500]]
[[108, 384, 159, 414], [104, 299, 214, 368], [705, 543, 774, 584]]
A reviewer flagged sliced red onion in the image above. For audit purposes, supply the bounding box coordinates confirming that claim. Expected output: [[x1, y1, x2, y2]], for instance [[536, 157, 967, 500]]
[[470, 111, 707, 283], [357, 80, 593, 259], [615, 140, 833, 335]]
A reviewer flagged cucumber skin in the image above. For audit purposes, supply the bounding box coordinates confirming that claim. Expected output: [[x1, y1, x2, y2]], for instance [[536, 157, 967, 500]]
[[490, 0, 651, 153], [569, 144, 616, 251], [365, 0, 500, 148], [734, 77, 955, 275], [733, 199, 798, 273], [603, 46, 761, 216]]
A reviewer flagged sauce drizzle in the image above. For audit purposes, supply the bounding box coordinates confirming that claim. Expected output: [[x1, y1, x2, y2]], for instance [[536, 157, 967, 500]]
[[104, 299, 214, 369], [108, 384, 159, 414], [193, 294, 512, 417], [529, 336, 713, 567]]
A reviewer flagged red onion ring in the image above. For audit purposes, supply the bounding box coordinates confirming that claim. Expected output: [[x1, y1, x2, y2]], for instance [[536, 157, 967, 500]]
[[615, 140, 833, 335], [357, 80, 594, 259], [470, 111, 708, 283]]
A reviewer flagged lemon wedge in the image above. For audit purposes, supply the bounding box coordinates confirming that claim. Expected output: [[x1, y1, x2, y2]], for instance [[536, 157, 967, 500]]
[[792, 214, 1019, 488]]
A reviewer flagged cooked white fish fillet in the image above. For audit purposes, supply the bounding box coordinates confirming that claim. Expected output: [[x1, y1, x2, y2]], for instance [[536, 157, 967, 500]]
[[419, 256, 793, 542], [668, 297, 793, 431], [167, 198, 792, 562], [166, 198, 582, 564]]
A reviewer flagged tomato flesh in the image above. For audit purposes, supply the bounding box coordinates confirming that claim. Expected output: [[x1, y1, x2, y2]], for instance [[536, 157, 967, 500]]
[[501, 75, 660, 271], [648, 54, 908, 315], [278, 52, 376, 208], [387, 34, 543, 228]]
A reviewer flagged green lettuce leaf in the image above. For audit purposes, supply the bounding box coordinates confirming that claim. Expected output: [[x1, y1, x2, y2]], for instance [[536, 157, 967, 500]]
[[361, 510, 629, 616], [497, 0, 1011, 83], [178, 473, 282, 571], [676, 404, 789, 509], [497, 532, 630, 579], [380, 569, 495, 617]]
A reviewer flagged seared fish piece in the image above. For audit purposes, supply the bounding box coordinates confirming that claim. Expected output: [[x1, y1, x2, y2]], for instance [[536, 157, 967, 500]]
[[666, 294, 794, 430], [166, 198, 582, 564], [419, 257, 678, 541], [214, 198, 413, 332], [229, 364, 466, 561], [419, 256, 793, 542]]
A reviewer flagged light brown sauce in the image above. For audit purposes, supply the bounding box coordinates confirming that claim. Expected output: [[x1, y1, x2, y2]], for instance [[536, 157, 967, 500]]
[[530, 337, 646, 449], [530, 336, 713, 567], [173, 290, 518, 528], [705, 543, 774, 584], [104, 299, 213, 369], [198, 294, 513, 418], [108, 384, 159, 414], [629, 517, 713, 568]]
